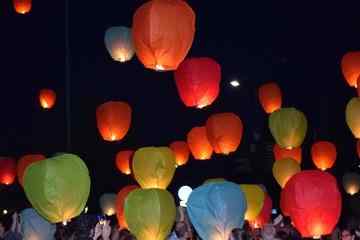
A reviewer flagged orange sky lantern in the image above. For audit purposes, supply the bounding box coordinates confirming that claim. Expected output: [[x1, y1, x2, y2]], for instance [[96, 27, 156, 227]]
[[115, 150, 134, 175], [258, 82, 282, 114], [273, 144, 302, 164], [13, 0, 32, 14], [311, 141, 337, 171], [17, 154, 46, 186], [169, 141, 190, 166], [0, 157, 16, 185], [39, 89, 56, 109], [187, 126, 213, 160]]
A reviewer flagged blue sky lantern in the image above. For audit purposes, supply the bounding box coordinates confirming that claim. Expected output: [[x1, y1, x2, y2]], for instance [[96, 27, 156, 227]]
[[104, 26, 135, 63], [186, 181, 247, 240]]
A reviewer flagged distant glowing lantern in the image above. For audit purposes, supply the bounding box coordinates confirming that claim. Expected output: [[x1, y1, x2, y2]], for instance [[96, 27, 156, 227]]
[[187, 126, 213, 160], [272, 158, 301, 188], [132, 0, 195, 71], [100, 193, 117, 216], [343, 172, 360, 196], [346, 97, 360, 138], [174, 57, 221, 108], [104, 26, 135, 62], [240, 184, 265, 221], [178, 186, 192, 207], [169, 141, 190, 166], [280, 170, 341, 238], [115, 150, 133, 175], [269, 108, 308, 149], [125, 189, 176, 240], [0, 157, 16, 185], [96, 101, 132, 141], [39, 89, 56, 109], [12, 0, 32, 14], [116, 185, 139, 229], [206, 112, 243, 155], [258, 82, 282, 114], [251, 194, 272, 228], [17, 154, 46, 186], [273, 144, 302, 164], [132, 147, 176, 189], [341, 51, 360, 88], [311, 141, 337, 171], [187, 181, 247, 240], [23, 153, 91, 223]]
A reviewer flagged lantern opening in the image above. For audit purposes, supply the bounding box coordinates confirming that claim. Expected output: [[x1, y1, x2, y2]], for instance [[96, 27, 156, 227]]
[[286, 146, 293, 150], [106, 208, 115, 216], [110, 134, 117, 141], [62, 221, 67, 226], [155, 64, 165, 71]]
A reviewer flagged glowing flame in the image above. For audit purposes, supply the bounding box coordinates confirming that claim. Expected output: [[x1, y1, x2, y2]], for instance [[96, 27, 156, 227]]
[[106, 208, 115, 216], [110, 134, 117, 141], [155, 64, 165, 71]]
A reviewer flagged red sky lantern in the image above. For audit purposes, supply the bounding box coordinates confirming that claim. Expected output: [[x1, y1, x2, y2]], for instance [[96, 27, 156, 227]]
[[251, 194, 273, 228], [115, 150, 134, 175], [96, 101, 132, 142], [169, 141, 190, 166], [280, 170, 341, 238], [12, 0, 32, 14], [311, 141, 337, 171], [258, 82, 282, 114], [341, 51, 360, 88], [273, 144, 302, 164], [39, 89, 56, 109], [187, 126, 213, 160], [174, 57, 221, 109], [0, 157, 16, 185], [116, 185, 139, 229], [17, 154, 46, 186]]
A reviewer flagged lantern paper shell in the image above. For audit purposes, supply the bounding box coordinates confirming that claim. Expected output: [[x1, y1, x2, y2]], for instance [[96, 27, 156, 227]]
[[104, 26, 135, 62], [311, 141, 337, 171], [13, 0, 32, 14], [100, 193, 117, 216], [240, 184, 265, 221], [269, 108, 308, 149], [169, 141, 190, 166], [20, 208, 56, 240], [273, 144, 302, 164], [251, 194, 272, 228], [132, 147, 176, 189], [187, 126, 213, 160], [280, 170, 342, 238], [96, 101, 132, 141], [174, 57, 221, 108], [17, 154, 46, 186], [341, 51, 360, 88], [346, 97, 360, 139], [116, 185, 139, 229], [258, 82, 282, 114], [132, 0, 196, 71], [39, 89, 56, 109], [125, 189, 176, 240], [206, 113, 243, 155], [187, 182, 247, 240], [23, 154, 91, 223], [115, 150, 133, 175], [272, 158, 301, 188], [0, 157, 16, 185], [343, 172, 360, 196]]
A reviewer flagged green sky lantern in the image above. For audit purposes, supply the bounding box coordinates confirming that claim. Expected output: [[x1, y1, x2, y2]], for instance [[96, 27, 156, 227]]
[[23, 153, 91, 224]]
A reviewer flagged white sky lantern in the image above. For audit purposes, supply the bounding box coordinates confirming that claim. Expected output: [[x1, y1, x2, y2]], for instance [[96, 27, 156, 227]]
[[104, 26, 135, 63], [343, 172, 360, 196], [99, 193, 117, 216], [178, 186, 192, 207]]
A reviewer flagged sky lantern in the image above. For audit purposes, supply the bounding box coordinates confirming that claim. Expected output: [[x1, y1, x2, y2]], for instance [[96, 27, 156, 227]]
[[132, 147, 176, 189], [115, 150, 133, 175], [273, 144, 302, 164], [258, 82, 282, 114], [250, 194, 273, 228], [343, 172, 360, 196], [23, 153, 91, 224], [174, 57, 221, 108], [272, 157, 301, 188], [132, 0, 196, 71], [0, 157, 16, 185], [187, 182, 247, 240], [311, 141, 337, 171], [116, 185, 139, 229], [169, 141, 190, 167], [104, 26, 135, 63], [187, 126, 213, 160], [240, 184, 265, 221], [20, 208, 56, 240], [12, 0, 32, 14], [99, 193, 117, 216], [39, 89, 56, 110], [17, 154, 46, 186], [269, 107, 308, 149], [125, 189, 176, 240], [280, 170, 342, 238], [206, 112, 243, 155], [341, 51, 360, 88], [96, 101, 132, 142], [346, 97, 360, 138]]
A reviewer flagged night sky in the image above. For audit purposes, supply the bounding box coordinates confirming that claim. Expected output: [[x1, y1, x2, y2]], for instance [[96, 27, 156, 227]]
[[1, 1, 360, 214]]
